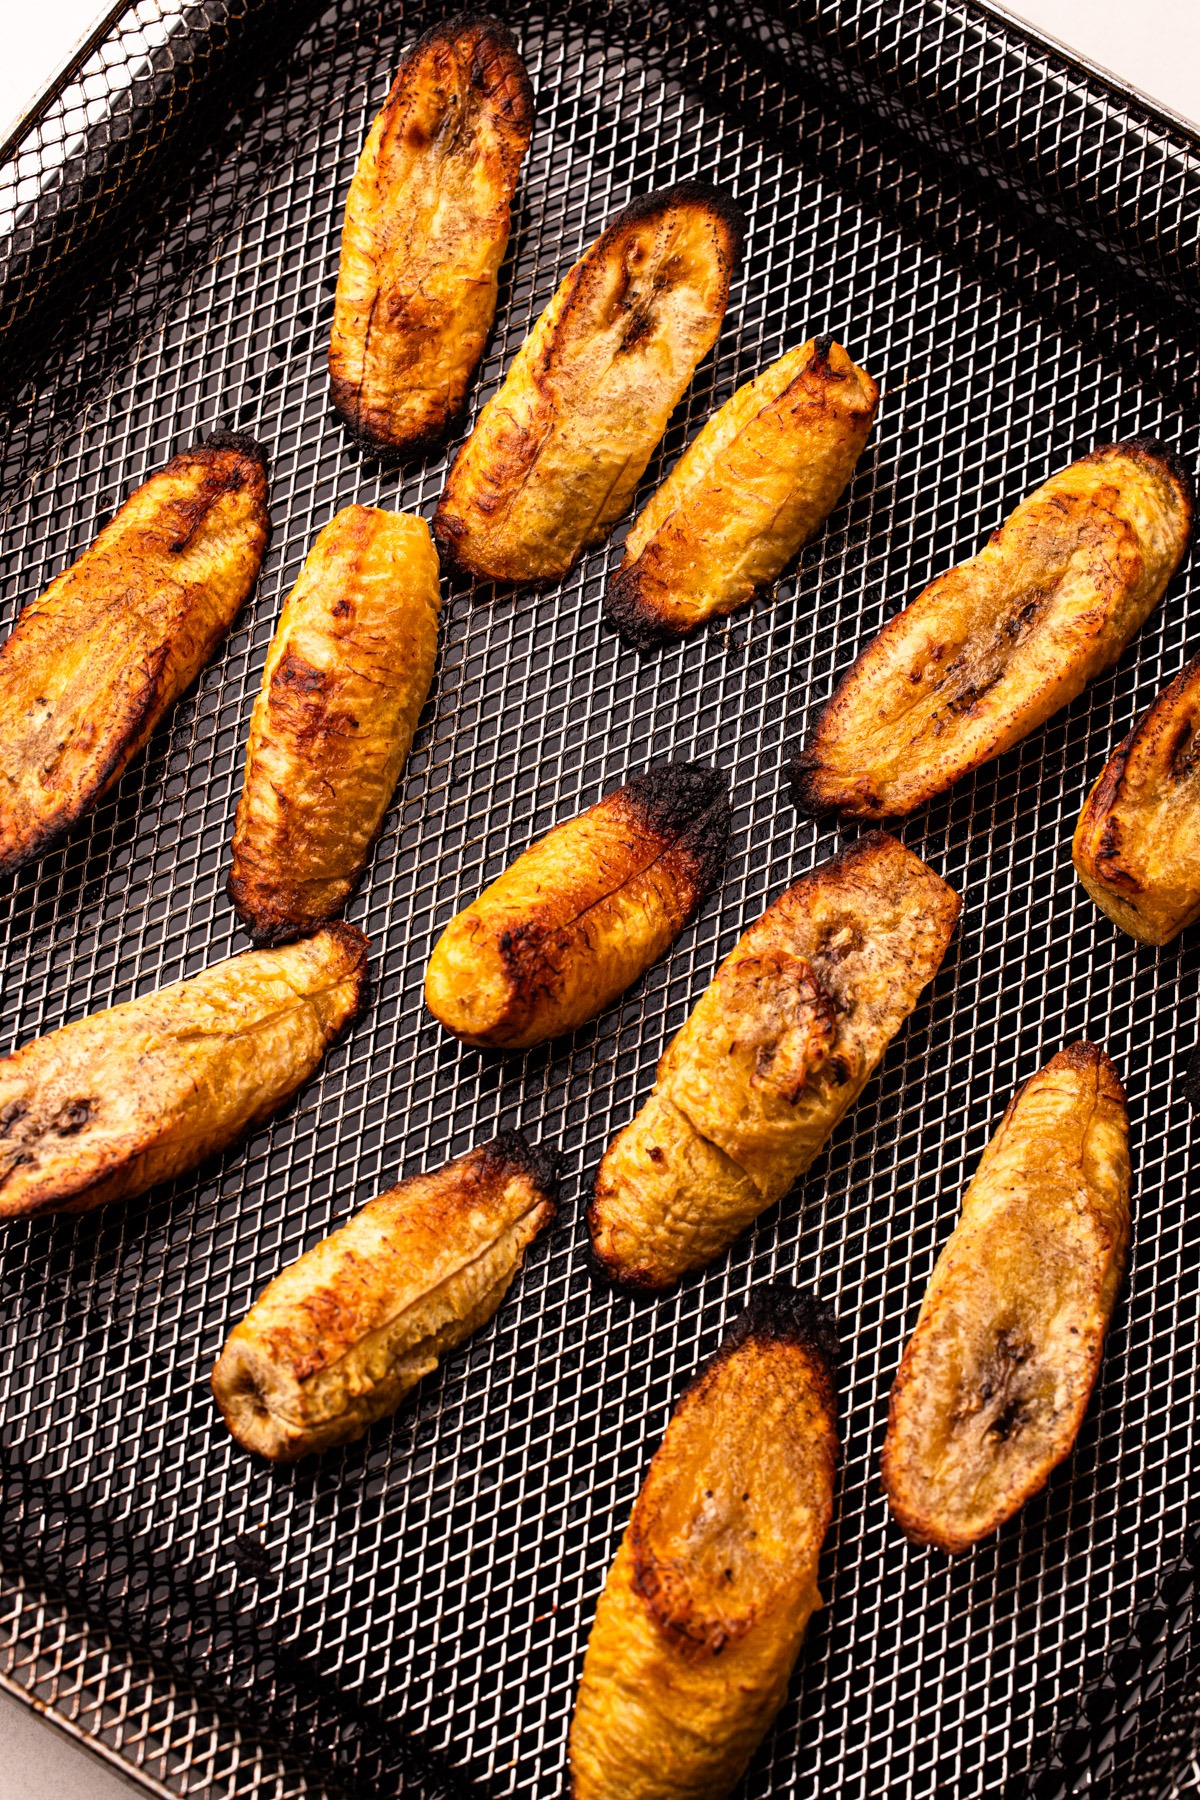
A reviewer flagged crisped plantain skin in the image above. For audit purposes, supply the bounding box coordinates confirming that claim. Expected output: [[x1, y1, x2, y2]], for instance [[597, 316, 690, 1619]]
[[569, 1286, 838, 1800], [0, 431, 269, 871], [424, 762, 730, 1049], [328, 14, 534, 454], [212, 1130, 559, 1461], [590, 833, 958, 1289], [1073, 648, 1200, 944], [0, 924, 366, 1222], [881, 1042, 1131, 1555], [433, 183, 744, 584], [606, 336, 879, 648], [229, 506, 441, 945], [791, 440, 1194, 818]]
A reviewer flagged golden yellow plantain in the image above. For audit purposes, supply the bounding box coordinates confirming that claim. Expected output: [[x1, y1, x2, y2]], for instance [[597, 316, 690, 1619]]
[[0, 924, 366, 1222], [881, 1042, 1131, 1555], [328, 13, 534, 454], [791, 440, 1193, 818], [568, 1286, 838, 1800], [228, 505, 441, 945], [589, 833, 958, 1290], [424, 762, 730, 1050], [1073, 647, 1200, 944], [606, 335, 878, 648], [0, 431, 269, 872], [433, 183, 743, 584], [212, 1130, 559, 1461]]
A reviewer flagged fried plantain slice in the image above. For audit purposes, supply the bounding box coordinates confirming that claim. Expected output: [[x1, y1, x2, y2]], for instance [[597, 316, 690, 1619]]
[[0, 924, 366, 1222], [881, 1042, 1131, 1555], [328, 14, 534, 455], [1073, 648, 1200, 944], [433, 183, 744, 584], [424, 762, 730, 1050], [569, 1286, 838, 1800], [589, 833, 958, 1290], [212, 1129, 558, 1461], [791, 440, 1193, 819], [605, 336, 879, 648], [228, 506, 441, 945], [0, 431, 269, 872]]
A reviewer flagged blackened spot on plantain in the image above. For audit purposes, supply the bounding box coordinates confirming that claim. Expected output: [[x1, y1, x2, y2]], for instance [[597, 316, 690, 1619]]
[[52, 1100, 92, 1135], [477, 1128, 563, 1204], [969, 1326, 1033, 1440], [623, 761, 731, 901], [1171, 715, 1200, 780], [0, 1103, 27, 1136], [272, 653, 326, 698]]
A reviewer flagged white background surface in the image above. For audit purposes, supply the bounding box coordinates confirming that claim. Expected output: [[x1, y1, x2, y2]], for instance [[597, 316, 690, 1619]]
[[1, 1, 1199, 1796]]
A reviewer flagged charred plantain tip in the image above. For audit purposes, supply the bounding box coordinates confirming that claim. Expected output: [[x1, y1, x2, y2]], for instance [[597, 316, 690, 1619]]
[[1095, 437, 1196, 534], [602, 567, 687, 653], [482, 1128, 563, 1202], [610, 181, 747, 262], [786, 741, 835, 818], [622, 760, 728, 837], [203, 425, 270, 471], [623, 760, 731, 902], [404, 12, 534, 129], [411, 9, 523, 55], [304, 920, 371, 974], [583, 1237, 674, 1296], [722, 1283, 839, 1373]]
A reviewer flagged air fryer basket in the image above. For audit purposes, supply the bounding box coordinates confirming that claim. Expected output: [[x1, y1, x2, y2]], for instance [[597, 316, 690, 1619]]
[[3, 2, 1200, 1795]]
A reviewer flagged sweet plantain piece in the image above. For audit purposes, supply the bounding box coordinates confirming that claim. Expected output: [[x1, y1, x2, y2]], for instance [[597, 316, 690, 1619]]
[[881, 1042, 1131, 1555], [228, 506, 441, 945], [569, 1286, 838, 1800], [328, 14, 534, 454], [606, 336, 879, 648], [791, 440, 1193, 819], [590, 833, 958, 1290], [433, 183, 744, 584], [212, 1129, 559, 1461], [424, 762, 730, 1050], [1073, 648, 1200, 944], [0, 431, 269, 872], [0, 924, 365, 1222]]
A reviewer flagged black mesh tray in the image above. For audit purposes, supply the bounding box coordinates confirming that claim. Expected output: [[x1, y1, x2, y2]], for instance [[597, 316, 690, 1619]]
[[4, 2, 1200, 1796]]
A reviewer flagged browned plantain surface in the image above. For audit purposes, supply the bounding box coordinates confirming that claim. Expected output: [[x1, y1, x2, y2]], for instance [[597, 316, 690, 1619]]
[[328, 14, 534, 454], [424, 762, 730, 1050], [0, 924, 366, 1222], [791, 440, 1193, 819], [589, 833, 958, 1290], [228, 506, 441, 945], [881, 1042, 1131, 1555], [0, 431, 269, 872], [1073, 648, 1200, 944], [605, 336, 878, 648], [569, 1287, 838, 1800], [212, 1130, 558, 1461], [433, 183, 743, 584]]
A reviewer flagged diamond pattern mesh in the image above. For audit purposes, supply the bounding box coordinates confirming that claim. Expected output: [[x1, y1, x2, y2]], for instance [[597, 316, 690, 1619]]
[[2, 2, 1200, 1796]]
